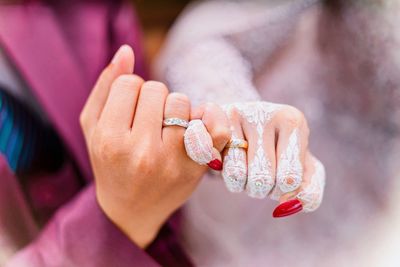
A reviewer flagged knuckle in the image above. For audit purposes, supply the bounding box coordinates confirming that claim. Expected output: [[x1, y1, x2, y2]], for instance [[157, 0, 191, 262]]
[[169, 92, 190, 107], [131, 152, 156, 175], [229, 107, 241, 121], [204, 102, 219, 111], [166, 93, 191, 118], [112, 74, 143, 92], [92, 130, 128, 162], [167, 165, 182, 182], [130, 74, 145, 88], [130, 75, 144, 91], [130, 141, 157, 171], [143, 80, 169, 95], [133, 155, 151, 170], [113, 74, 135, 87], [280, 106, 304, 128]]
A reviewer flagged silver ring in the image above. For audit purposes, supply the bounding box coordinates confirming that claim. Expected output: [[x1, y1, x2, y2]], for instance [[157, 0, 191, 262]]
[[163, 118, 189, 128]]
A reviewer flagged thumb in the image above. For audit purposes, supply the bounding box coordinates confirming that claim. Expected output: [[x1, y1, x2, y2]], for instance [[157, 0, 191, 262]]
[[111, 44, 135, 74], [80, 44, 135, 139]]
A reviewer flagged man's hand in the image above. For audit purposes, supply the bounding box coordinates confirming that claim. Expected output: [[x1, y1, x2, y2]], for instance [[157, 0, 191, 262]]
[[80, 45, 230, 247]]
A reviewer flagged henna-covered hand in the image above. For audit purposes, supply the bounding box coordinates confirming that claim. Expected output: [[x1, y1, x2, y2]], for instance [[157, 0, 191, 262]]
[[184, 101, 326, 218]]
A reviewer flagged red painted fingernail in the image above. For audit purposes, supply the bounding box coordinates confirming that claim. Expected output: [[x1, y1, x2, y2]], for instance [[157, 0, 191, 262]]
[[273, 199, 303, 218], [207, 159, 223, 171]]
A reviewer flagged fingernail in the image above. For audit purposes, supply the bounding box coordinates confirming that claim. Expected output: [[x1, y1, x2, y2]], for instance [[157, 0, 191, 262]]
[[207, 159, 223, 171], [111, 45, 129, 64], [273, 199, 303, 218]]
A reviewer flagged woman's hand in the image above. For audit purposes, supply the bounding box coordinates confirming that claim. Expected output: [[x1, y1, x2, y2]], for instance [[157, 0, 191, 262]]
[[186, 102, 326, 217], [79, 45, 230, 248]]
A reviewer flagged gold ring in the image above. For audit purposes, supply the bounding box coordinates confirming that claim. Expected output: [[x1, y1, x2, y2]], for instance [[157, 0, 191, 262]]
[[226, 138, 248, 149]]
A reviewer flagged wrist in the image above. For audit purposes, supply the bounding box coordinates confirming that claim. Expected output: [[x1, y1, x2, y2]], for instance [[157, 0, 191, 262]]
[[120, 210, 164, 248], [97, 195, 165, 248]]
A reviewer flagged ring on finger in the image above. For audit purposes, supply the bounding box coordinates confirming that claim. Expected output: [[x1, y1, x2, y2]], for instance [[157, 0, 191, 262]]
[[163, 118, 189, 128], [225, 138, 248, 150]]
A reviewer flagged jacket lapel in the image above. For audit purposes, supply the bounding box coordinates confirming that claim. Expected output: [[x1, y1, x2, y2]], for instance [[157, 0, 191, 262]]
[[0, 4, 92, 181]]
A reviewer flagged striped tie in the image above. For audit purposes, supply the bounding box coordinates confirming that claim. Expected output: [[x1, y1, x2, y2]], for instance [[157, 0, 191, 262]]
[[0, 86, 65, 176]]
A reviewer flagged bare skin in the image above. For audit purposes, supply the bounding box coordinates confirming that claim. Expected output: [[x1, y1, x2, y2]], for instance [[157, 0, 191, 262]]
[[79, 44, 324, 248], [79, 45, 231, 248]]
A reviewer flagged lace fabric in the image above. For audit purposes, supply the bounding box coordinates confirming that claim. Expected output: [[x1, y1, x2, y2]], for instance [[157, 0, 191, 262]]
[[156, 0, 319, 106]]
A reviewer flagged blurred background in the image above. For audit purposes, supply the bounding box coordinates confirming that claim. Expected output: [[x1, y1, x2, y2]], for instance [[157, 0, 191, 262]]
[[0, 0, 399, 266], [133, 0, 190, 66]]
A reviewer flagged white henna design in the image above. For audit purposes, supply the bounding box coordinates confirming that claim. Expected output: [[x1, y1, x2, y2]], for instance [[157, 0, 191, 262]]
[[229, 102, 283, 125], [184, 120, 213, 165], [276, 129, 303, 194], [222, 128, 247, 192], [222, 146, 247, 193], [223, 102, 283, 198], [247, 144, 274, 198], [297, 158, 326, 213]]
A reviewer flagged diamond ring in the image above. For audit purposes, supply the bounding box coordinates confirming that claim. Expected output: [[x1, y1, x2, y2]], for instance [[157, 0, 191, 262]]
[[163, 118, 189, 128], [226, 138, 248, 149]]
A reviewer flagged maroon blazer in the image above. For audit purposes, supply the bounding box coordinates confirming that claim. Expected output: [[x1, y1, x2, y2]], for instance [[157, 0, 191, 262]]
[[0, 1, 191, 266]]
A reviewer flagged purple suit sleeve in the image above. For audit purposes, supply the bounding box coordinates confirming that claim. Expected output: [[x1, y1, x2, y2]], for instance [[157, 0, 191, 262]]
[[6, 185, 160, 267], [3, 2, 183, 266]]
